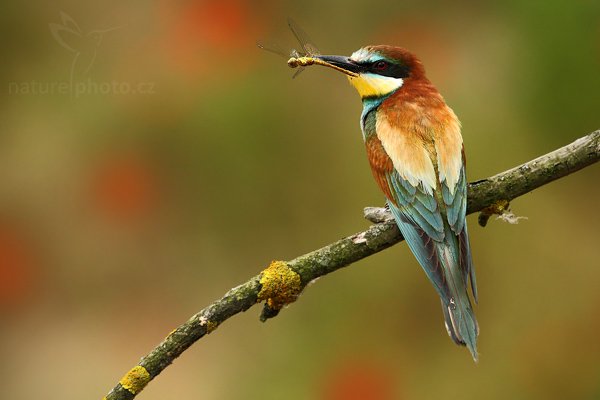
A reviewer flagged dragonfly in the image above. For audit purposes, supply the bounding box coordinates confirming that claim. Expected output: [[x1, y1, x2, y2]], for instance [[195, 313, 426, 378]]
[[258, 18, 358, 78]]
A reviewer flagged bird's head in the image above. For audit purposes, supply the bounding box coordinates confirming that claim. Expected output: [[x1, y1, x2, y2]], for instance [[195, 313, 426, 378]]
[[312, 45, 425, 99]]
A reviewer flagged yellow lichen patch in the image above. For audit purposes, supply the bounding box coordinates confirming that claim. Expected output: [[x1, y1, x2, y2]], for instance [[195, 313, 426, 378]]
[[198, 315, 218, 333], [257, 261, 302, 310], [119, 365, 150, 395], [478, 199, 510, 227], [206, 321, 218, 333], [488, 199, 510, 214]]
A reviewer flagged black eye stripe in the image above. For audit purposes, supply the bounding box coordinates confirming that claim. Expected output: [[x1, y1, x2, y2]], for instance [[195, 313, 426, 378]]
[[362, 60, 411, 79]]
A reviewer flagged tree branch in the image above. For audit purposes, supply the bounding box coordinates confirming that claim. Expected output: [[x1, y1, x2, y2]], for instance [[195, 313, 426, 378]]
[[104, 130, 599, 400]]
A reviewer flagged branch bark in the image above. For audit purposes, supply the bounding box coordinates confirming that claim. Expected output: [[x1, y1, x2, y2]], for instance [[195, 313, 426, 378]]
[[104, 130, 599, 400]]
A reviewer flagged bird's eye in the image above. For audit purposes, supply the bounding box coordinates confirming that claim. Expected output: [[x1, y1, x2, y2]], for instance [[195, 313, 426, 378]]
[[373, 61, 388, 71]]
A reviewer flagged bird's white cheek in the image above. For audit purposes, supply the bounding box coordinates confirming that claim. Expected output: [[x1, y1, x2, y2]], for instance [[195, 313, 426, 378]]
[[347, 73, 404, 98]]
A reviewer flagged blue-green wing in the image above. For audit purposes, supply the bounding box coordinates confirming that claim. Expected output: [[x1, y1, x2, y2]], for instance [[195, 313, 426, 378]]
[[386, 170, 451, 301], [386, 165, 477, 302], [386, 166, 478, 357], [440, 165, 477, 302]]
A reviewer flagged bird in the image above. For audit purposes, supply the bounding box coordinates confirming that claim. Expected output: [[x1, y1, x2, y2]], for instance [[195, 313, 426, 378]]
[[290, 46, 479, 360]]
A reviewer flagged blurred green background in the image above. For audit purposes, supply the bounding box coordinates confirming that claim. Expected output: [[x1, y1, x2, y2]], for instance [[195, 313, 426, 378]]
[[1, 1, 599, 399]]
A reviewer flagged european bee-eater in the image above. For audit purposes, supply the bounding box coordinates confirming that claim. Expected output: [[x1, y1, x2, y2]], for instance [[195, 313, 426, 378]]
[[292, 46, 479, 360]]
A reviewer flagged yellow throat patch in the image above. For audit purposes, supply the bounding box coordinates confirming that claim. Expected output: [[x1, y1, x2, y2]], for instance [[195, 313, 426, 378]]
[[347, 73, 404, 98]]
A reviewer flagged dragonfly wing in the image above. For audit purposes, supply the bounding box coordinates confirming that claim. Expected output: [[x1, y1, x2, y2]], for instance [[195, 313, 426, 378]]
[[256, 41, 290, 58], [287, 17, 320, 56]]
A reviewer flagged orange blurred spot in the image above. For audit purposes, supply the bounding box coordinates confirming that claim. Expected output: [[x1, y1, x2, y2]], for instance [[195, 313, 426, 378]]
[[0, 224, 35, 309], [320, 357, 396, 400], [90, 153, 160, 222], [159, 0, 264, 78]]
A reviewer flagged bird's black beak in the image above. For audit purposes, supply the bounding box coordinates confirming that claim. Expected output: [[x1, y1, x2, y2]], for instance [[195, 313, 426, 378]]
[[313, 55, 363, 76]]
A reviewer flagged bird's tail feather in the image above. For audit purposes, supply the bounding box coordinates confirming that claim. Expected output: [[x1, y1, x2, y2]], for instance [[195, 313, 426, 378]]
[[441, 296, 479, 362], [438, 232, 479, 361], [388, 202, 478, 360]]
